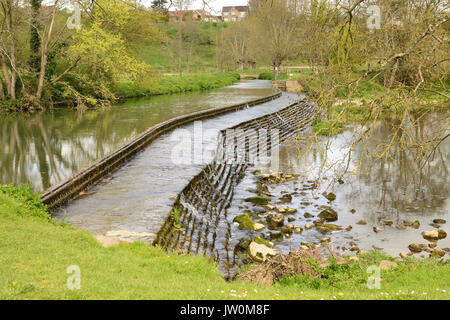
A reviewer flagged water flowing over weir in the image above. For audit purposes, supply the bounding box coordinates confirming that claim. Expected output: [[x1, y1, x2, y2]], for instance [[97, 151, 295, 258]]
[[54, 92, 302, 236], [155, 101, 317, 277]]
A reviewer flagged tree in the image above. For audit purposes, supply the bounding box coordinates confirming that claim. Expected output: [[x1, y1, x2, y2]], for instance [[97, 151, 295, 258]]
[[247, 0, 301, 78]]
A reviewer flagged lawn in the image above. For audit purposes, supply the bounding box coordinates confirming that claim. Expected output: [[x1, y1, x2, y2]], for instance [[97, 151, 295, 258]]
[[0, 185, 449, 300]]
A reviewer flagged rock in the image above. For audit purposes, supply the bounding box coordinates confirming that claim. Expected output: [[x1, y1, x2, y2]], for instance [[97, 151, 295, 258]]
[[438, 230, 447, 239], [245, 196, 271, 206], [304, 212, 314, 218], [105, 230, 156, 240], [305, 224, 313, 230], [233, 213, 255, 230], [433, 219, 446, 224], [430, 250, 445, 258], [396, 224, 407, 230], [269, 232, 283, 242], [429, 223, 441, 228], [349, 245, 359, 252], [266, 213, 285, 229], [281, 226, 293, 235], [254, 236, 274, 248], [356, 220, 367, 225], [411, 220, 420, 229], [382, 220, 394, 226], [408, 243, 427, 253], [254, 223, 266, 231], [248, 242, 277, 262], [301, 241, 316, 248], [399, 252, 407, 258], [279, 194, 292, 203], [350, 209, 356, 214], [313, 218, 325, 226], [422, 229, 447, 241], [300, 245, 309, 250], [275, 206, 297, 214], [345, 225, 353, 231], [294, 226, 303, 234], [318, 208, 338, 222], [319, 237, 331, 243], [428, 242, 437, 249], [403, 220, 420, 228], [235, 238, 252, 252], [379, 260, 398, 270], [288, 217, 296, 222], [324, 192, 336, 202], [94, 235, 122, 248], [373, 226, 382, 233]]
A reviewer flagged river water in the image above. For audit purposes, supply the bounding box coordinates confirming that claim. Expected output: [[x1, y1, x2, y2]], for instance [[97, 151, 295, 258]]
[[0, 80, 275, 191], [229, 111, 450, 258]]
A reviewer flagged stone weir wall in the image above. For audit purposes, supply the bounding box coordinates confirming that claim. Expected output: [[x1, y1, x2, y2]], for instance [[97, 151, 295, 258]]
[[154, 100, 317, 278], [42, 90, 282, 211]]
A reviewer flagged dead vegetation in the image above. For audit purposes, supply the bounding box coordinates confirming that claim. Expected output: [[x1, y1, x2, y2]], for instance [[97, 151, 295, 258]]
[[235, 248, 325, 286]]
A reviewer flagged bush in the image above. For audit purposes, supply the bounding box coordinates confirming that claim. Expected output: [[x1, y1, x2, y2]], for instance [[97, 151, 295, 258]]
[[0, 184, 51, 221]]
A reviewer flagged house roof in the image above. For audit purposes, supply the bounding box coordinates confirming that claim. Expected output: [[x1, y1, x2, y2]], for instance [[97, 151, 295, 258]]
[[222, 6, 249, 13]]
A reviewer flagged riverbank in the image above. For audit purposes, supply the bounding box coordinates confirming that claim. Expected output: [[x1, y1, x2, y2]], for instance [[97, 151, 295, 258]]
[[115, 72, 240, 99], [1, 184, 449, 300], [282, 69, 449, 135]]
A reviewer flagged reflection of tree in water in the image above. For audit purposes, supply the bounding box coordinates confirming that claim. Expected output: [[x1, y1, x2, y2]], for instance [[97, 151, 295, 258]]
[[352, 113, 449, 216], [0, 108, 153, 191]]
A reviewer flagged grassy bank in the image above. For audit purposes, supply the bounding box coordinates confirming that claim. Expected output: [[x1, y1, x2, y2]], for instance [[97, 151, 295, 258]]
[[282, 68, 450, 135], [115, 72, 240, 99], [1, 185, 449, 300]]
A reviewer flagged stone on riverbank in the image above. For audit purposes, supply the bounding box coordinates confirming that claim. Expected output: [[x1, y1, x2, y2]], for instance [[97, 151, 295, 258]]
[[245, 196, 271, 206], [430, 250, 445, 258], [233, 213, 255, 230], [318, 208, 338, 222], [254, 236, 274, 248], [266, 213, 285, 229], [248, 241, 277, 262], [408, 243, 428, 253], [422, 229, 447, 241], [379, 260, 398, 270]]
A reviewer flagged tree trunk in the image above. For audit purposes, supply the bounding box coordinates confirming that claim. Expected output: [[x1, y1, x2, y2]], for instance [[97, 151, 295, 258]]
[[0, 78, 5, 99], [29, 0, 42, 74], [36, 3, 58, 100], [1, 56, 11, 96]]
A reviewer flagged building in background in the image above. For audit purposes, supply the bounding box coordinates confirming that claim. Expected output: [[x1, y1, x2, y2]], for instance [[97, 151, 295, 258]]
[[222, 6, 249, 22]]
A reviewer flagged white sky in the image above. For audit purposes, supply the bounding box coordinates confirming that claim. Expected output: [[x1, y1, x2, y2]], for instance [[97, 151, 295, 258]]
[[142, 0, 248, 15]]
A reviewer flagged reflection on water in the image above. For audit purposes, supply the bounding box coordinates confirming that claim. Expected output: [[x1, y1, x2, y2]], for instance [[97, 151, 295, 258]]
[[231, 111, 450, 257], [0, 81, 275, 190]]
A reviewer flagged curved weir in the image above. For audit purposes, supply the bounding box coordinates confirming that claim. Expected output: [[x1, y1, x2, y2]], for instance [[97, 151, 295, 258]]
[[155, 100, 317, 277], [54, 92, 301, 237]]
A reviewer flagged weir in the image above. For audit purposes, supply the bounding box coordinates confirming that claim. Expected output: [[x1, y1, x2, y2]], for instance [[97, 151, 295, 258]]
[[43, 89, 282, 211], [54, 91, 302, 236], [154, 100, 317, 277]]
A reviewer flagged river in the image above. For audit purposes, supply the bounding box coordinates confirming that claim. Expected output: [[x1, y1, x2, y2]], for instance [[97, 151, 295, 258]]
[[0, 80, 275, 191]]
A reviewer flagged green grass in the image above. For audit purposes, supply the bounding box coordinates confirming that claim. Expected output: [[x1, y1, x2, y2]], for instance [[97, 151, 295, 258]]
[[115, 72, 240, 98], [1, 185, 449, 300]]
